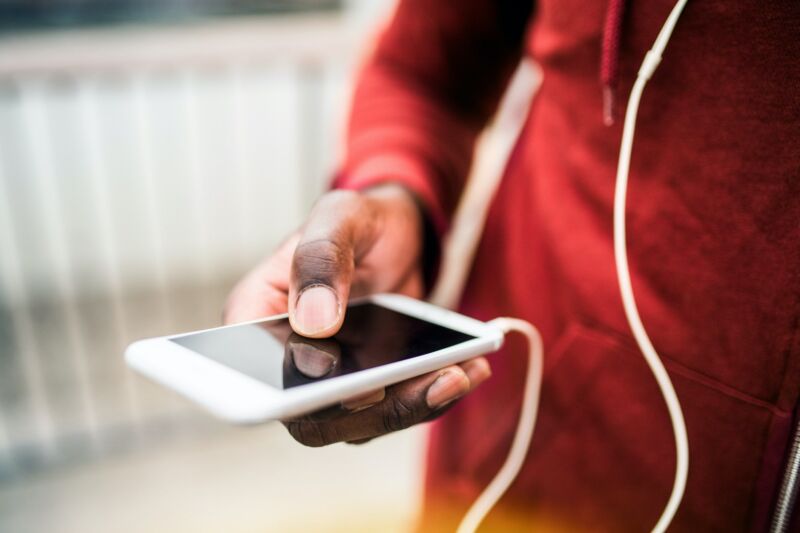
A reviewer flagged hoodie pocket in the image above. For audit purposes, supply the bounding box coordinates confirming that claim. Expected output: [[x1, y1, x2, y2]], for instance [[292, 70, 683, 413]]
[[456, 321, 787, 532]]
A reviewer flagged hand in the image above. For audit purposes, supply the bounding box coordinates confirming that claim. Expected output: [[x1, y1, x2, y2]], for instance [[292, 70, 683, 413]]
[[224, 184, 491, 445]]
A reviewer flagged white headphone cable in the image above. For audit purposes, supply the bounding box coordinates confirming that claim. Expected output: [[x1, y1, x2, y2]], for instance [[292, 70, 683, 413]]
[[613, 1, 689, 531], [456, 1, 690, 531]]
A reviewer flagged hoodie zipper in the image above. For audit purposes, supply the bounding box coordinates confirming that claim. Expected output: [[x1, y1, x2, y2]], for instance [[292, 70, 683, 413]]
[[770, 417, 800, 532]]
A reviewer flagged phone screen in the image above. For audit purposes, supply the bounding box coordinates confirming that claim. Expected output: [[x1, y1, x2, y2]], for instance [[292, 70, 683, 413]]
[[170, 302, 475, 390]]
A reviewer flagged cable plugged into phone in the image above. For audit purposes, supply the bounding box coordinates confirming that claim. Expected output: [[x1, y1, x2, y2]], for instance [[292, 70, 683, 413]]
[[456, 318, 543, 533]]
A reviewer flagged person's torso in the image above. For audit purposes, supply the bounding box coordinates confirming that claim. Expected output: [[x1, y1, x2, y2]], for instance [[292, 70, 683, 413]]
[[423, 2, 800, 531]]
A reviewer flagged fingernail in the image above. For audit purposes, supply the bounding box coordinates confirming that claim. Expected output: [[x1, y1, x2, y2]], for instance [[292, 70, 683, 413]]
[[426, 370, 470, 409], [295, 285, 340, 335], [342, 389, 386, 411], [461, 358, 492, 389]]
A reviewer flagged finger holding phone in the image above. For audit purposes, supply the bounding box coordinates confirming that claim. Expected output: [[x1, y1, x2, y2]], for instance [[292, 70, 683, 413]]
[[223, 183, 492, 445]]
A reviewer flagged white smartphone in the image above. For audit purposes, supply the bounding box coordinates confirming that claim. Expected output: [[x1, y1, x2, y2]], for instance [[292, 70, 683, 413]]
[[125, 293, 504, 423]]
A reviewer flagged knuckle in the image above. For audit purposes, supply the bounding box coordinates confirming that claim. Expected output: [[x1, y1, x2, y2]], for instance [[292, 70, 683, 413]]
[[293, 238, 352, 286], [380, 396, 420, 434], [284, 419, 337, 448]]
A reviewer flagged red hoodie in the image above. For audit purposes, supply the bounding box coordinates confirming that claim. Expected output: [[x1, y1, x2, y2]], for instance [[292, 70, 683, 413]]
[[335, 1, 800, 530]]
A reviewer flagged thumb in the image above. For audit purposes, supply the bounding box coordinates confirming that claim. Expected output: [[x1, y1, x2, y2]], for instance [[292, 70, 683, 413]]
[[288, 191, 377, 338]]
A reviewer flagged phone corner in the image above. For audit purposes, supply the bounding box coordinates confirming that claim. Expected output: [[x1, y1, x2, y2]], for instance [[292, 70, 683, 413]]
[[489, 329, 506, 351], [123, 339, 146, 365]]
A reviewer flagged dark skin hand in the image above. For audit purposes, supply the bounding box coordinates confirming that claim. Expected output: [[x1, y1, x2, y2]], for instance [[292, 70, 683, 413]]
[[224, 184, 491, 446]]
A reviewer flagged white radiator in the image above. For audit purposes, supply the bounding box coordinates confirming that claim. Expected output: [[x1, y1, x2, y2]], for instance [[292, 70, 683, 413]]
[[0, 14, 357, 478]]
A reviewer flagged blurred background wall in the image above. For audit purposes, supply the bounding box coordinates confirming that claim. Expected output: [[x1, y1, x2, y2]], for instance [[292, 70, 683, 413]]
[[0, 1, 537, 531]]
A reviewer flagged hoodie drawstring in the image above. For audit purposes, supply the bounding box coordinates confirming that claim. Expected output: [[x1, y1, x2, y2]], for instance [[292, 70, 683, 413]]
[[601, 0, 627, 125]]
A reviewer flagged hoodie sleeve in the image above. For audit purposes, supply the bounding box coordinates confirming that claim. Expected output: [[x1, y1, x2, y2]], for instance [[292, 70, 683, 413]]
[[332, 0, 533, 236]]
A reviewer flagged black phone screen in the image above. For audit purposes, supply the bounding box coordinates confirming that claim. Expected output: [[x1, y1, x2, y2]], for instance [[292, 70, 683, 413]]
[[170, 302, 475, 390]]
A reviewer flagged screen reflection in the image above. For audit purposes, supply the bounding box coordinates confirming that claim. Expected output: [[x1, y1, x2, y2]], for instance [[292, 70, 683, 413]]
[[173, 303, 476, 390]]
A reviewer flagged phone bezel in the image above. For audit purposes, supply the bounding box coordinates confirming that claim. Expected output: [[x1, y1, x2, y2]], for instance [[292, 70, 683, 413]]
[[125, 293, 504, 423]]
